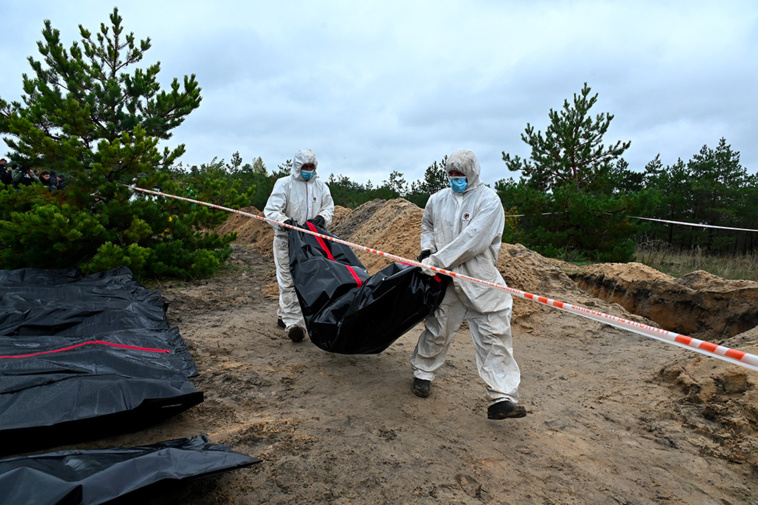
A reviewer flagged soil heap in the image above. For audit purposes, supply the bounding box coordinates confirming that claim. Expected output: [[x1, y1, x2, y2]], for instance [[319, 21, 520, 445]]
[[571, 263, 758, 339]]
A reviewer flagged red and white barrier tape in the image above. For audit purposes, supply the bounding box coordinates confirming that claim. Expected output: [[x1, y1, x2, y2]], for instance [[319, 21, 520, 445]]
[[127, 185, 758, 371]]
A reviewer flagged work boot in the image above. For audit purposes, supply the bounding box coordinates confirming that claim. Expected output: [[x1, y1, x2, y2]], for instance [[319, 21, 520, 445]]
[[487, 400, 527, 420], [286, 325, 306, 343], [277, 317, 285, 328], [411, 378, 431, 398]]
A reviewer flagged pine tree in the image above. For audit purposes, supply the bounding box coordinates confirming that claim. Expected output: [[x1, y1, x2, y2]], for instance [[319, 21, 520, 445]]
[[503, 83, 630, 192], [0, 8, 235, 279], [687, 139, 750, 252], [500, 83, 642, 261], [381, 170, 408, 196], [407, 156, 448, 208], [642, 139, 753, 253], [0, 8, 201, 186]]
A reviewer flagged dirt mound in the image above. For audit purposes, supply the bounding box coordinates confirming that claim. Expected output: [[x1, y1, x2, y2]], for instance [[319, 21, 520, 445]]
[[497, 244, 592, 324], [216, 206, 274, 256], [331, 205, 352, 230], [580, 262, 676, 283], [331, 198, 423, 274], [659, 326, 758, 467], [570, 263, 758, 340], [678, 269, 758, 292], [222, 205, 355, 258]]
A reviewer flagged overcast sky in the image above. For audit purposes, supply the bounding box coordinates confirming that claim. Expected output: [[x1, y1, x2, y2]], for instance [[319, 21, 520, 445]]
[[1, 1, 756, 186]]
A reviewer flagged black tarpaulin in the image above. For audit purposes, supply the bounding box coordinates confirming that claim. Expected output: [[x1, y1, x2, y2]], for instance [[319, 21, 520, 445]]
[[0, 434, 260, 505], [288, 222, 449, 354], [0, 267, 202, 453]]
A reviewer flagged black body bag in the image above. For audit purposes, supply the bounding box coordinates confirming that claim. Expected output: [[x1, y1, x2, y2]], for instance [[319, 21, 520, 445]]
[[0, 435, 259, 505], [288, 222, 449, 354], [0, 267, 202, 453]]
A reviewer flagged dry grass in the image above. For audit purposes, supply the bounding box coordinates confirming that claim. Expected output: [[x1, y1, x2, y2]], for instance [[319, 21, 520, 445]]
[[634, 242, 758, 281]]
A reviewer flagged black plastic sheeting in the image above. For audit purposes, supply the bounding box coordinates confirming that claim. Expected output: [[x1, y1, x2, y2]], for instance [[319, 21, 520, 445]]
[[0, 434, 260, 505], [0, 267, 203, 453], [289, 222, 449, 354]]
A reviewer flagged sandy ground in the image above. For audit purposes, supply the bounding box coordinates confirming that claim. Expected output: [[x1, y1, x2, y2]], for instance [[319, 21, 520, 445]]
[[58, 200, 758, 504]]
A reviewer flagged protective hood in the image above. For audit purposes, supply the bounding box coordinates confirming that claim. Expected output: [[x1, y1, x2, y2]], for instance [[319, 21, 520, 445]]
[[446, 150, 482, 192], [293, 149, 318, 181]]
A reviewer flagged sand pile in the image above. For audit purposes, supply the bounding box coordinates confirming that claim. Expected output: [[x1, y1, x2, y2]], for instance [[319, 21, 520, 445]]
[[216, 205, 354, 258], [331, 205, 352, 230], [660, 325, 758, 467], [331, 199, 423, 273], [571, 263, 758, 340], [215, 207, 275, 256]]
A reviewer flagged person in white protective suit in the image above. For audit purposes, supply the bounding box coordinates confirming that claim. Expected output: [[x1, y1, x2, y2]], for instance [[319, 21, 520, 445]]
[[411, 149, 526, 420], [264, 149, 335, 343]]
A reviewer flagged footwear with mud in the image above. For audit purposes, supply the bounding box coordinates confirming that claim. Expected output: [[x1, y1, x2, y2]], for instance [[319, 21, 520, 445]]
[[411, 378, 431, 398], [487, 400, 527, 420], [286, 325, 306, 343]]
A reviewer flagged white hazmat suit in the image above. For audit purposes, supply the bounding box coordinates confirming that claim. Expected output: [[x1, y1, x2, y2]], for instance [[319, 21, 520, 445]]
[[411, 150, 521, 406], [264, 149, 335, 335]]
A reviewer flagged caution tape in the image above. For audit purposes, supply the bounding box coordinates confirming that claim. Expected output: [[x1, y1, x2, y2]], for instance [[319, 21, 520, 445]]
[[628, 216, 758, 233], [503, 211, 758, 233], [503, 212, 565, 218], [127, 185, 758, 372]]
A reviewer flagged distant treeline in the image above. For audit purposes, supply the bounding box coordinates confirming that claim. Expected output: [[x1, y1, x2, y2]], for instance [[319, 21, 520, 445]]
[[176, 132, 757, 264]]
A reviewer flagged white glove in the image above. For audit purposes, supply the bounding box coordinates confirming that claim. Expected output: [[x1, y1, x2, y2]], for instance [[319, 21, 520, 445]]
[[420, 257, 437, 276]]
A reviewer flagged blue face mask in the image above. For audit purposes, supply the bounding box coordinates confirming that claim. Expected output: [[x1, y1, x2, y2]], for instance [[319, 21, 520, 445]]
[[449, 177, 467, 193], [301, 170, 314, 181]]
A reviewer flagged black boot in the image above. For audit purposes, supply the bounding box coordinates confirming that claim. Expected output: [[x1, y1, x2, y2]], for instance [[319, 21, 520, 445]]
[[487, 400, 527, 420], [286, 325, 306, 343], [411, 378, 431, 398]]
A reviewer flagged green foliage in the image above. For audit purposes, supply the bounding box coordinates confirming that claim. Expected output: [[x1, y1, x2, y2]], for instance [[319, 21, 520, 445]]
[[234, 155, 277, 210], [0, 8, 234, 280], [381, 170, 408, 196], [272, 159, 292, 179], [503, 83, 631, 192], [0, 194, 109, 268], [178, 156, 257, 215], [407, 156, 448, 208], [321, 173, 399, 209], [327, 174, 369, 208], [86, 242, 151, 274], [322, 157, 450, 210], [499, 83, 640, 261], [641, 138, 757, 254], [179, 152, 276, 210]]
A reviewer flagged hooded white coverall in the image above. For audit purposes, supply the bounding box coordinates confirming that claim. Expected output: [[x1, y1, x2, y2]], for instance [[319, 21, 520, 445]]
[[411, 150, 520, 405], [264, 149, 335, 330]]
